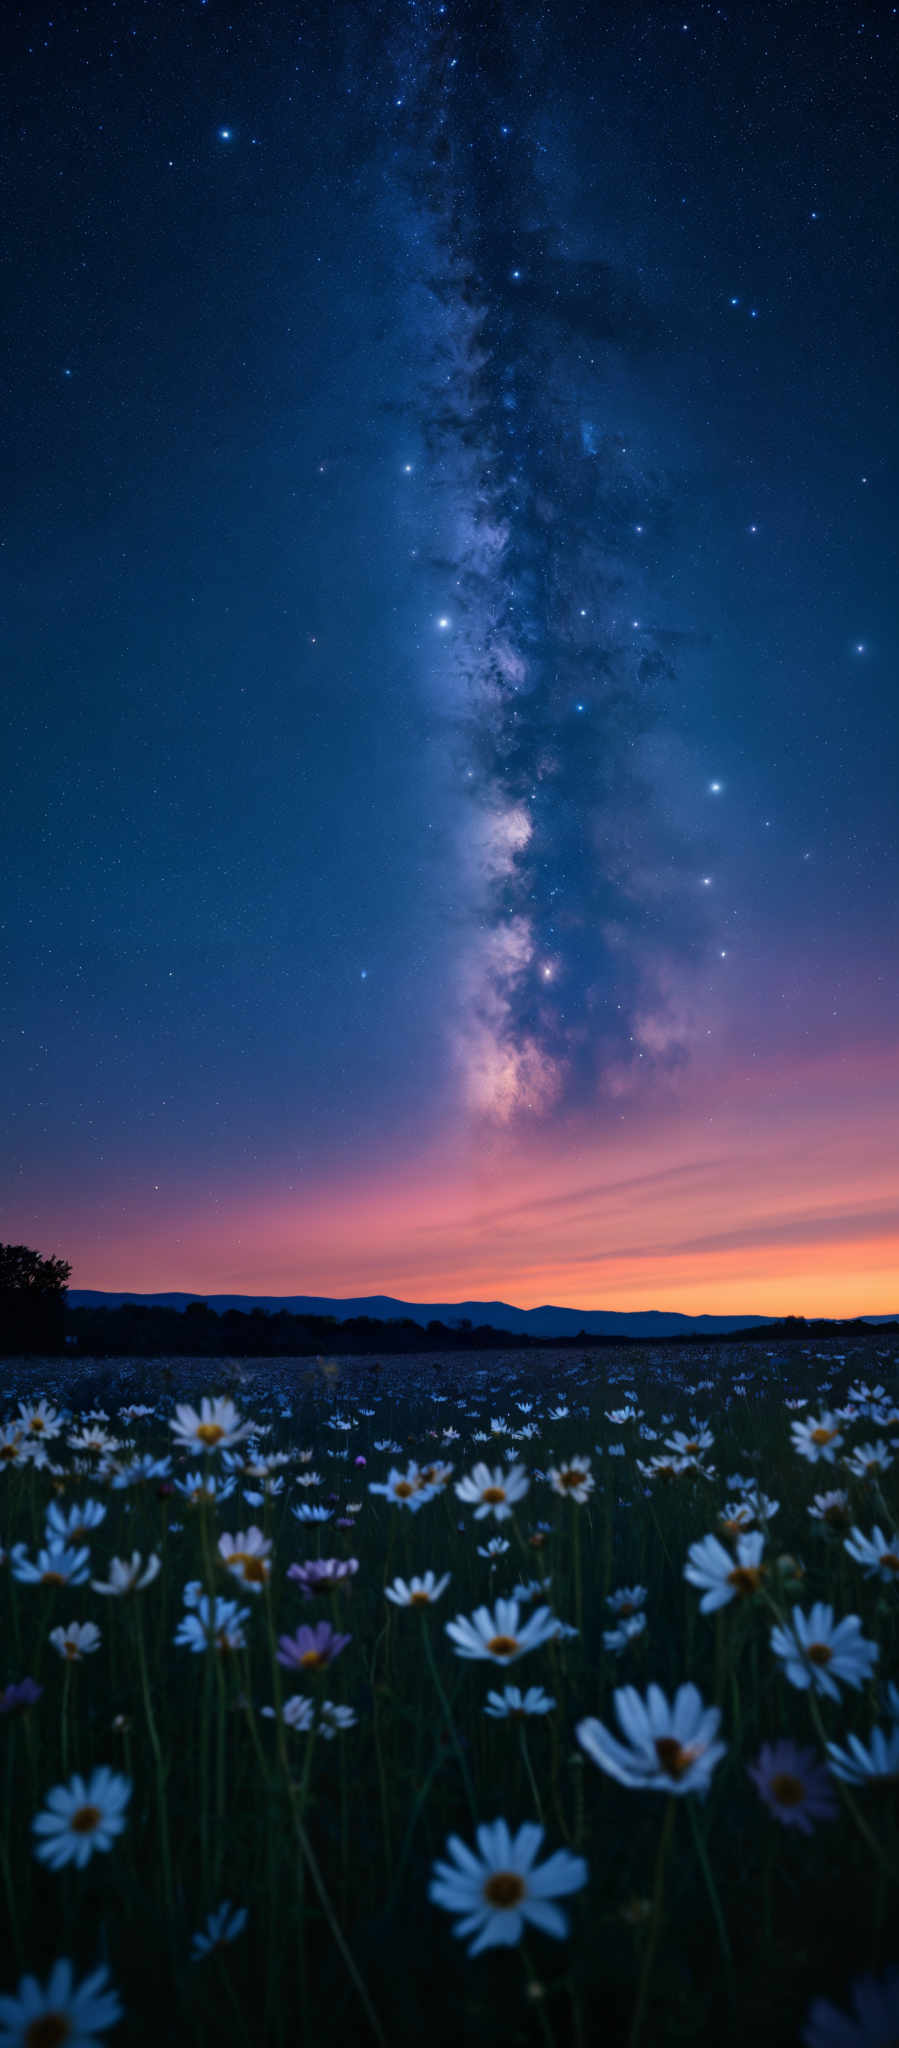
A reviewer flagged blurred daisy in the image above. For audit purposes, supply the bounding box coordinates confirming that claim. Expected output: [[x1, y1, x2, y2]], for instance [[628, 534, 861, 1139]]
[[287, 1558, 358, 1596], [484, 1686, 555, 1718], [801, 1965, 899, 2048], [825, 1724, 899, 1786], [49, 1621, 101, 1662], [746, 1739, 838, 1833], [174, 1471, 236, 1504], [808, 1491, 851, 1528], [319, 1701, 357, 1739], [428, 1820, 587, 1956], [844, 1441, 893, 1480], [385, 1571, 451, 1607], [577, 1683, 726, 1796], [191, 1902, 248, 1961], [607, 1586, 646, 1618], [603, 1615, 647, 1654], [0, 1959, 122, 2046], [455, 1462, 529, 1522], [45, 1500, 107, 1544], [32, 1767, 130, 1870], [91, 1553, 160, 1598], [791, 1415, 844, 1463], [368, 1465, 436, 1510], [10, 1543, 91, 1588], [261, 1694, 316, 1732], [666, 1429, 714, 1459], [0, 1678, 43, 1715], [684, 1531, 766, 1613], [17, 1400, 63, 1441], [170, 1398, 259, 1453], [477, 1537, 511, 1559], [218, 1527, 272, 1591], [844, 1525, 899, 1582], [446, 1598, 559, 1665], [770, 1604, 879, 1701], [175, 1596, 249, 1654], [547, 1457, 594, 1504]]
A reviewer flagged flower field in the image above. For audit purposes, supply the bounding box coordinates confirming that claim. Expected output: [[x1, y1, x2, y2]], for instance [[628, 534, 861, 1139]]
[[1, 1339, 898, 2047]]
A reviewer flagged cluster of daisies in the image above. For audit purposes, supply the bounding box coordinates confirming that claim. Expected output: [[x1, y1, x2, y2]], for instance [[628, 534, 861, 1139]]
[[0, 1352, 897, 2044]]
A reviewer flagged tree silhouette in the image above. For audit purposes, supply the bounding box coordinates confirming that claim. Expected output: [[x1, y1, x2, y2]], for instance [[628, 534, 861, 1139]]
[[0, 1242, 71, 1356]]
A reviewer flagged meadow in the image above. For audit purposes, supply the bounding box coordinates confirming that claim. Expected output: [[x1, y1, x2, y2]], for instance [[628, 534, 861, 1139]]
[[1, 1337, 897, 2047]]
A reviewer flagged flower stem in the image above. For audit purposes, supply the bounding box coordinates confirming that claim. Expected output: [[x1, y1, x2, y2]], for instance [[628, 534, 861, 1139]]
[[629, 1795, 677, 2048]]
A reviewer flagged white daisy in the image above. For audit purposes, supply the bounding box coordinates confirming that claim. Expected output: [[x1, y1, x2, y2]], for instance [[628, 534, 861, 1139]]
[[10, 1542, 91, 1588], [606, 1586, 647, 1617], [0, 1959, 122, 2046], [790, 1414, 844, 1463], [45, 1500, 107, 1544], [170, 1397, 260, 1453], [770, 1604, 879, 1701], [843, 1525, 899, 1582], [477, 1537, 511, 1559], [318, 1701, 358, 1739], [49, 1621, 102, 1662], [684, 1531, 766, 1613], [826, 1723, 899, 1785], [547, 1457, 594, 1504], [428, 1820, 587, 1956], [454, 1462, 530, 1522], [577, 1683, 726, 1796], [191, 1902, 248, 1961], [603, 1615, 647, 1653], [844, 1440, 893, 1480], [90, 1553, 160, 1597], [217, 1527, 272, 1591], [32, 1768, 131, 1871], [384, 1571, 451, 1607], [484, 1686, 555, 1718], [445, 1598, 560, 1665]]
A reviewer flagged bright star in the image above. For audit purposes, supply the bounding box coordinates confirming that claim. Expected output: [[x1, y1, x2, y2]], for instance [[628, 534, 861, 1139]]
[[437, 616, 451, 631], [854, 642, 866, 654], [701, 876, 712, 886], [710, 781, 722, 794], [402, 463, 413, 473], [218, 128, 232, 141]]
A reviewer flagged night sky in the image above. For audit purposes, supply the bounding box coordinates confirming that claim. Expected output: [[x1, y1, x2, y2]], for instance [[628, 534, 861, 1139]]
[[3, 0, 898, 1315]]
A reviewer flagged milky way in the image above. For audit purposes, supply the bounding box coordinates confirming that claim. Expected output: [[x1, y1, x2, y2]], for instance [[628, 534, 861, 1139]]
[[386, 2, 716, 1121]]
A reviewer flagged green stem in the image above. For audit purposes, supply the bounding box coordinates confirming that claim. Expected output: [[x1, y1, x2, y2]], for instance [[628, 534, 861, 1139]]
[[629, 1796, 676, 2048], [520, 1722, 546, 1827], [420, 1616, 478, 1824]]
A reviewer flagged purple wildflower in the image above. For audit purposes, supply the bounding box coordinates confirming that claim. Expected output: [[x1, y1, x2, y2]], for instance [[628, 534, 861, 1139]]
[[276, 1622, 351, 1672], [747, 1738, 838, 1834], [0, 1677, 43, 1715]]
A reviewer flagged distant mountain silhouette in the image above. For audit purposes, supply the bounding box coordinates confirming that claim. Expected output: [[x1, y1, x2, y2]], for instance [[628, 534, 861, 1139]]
[[65, 1291, 897, 1338]]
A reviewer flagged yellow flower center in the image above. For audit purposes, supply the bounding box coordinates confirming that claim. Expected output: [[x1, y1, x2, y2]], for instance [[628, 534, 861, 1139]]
[[727, 1566, 765, 1596], [393, 1481, 414, 1498], [683, 1442, 700, 1455], [558, 1470, 583, 1489], [487, 1635, 520, 1658], [299, 1649, 327, 1668], [482, 1487, 507, 1504], [484, 1871, 526, 1908], [71, 1804, 101, 1835], [770, 1773, 804, 1807], [807, 1643, 832, 1665], [810, 1428, 836, 1446], [655, 1737, 700, 1780], [29, 1419, 45, 1433], [0, 1445, 19, 1460], [196, 1422, 225, 1446], [41, 1573, 66, 1586], [409, 1590, 432, 1605], [881, 1553, 899, 1572], [25, 2016, 71, 2048]]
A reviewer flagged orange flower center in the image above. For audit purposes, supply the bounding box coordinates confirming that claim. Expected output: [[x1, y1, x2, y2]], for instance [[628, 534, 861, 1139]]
[[655, 1737, 699, 1780], [770, 1773, 804, 1807], [409, 1591, 432, 1605], [196, 1423, 225, 1446], [727, 1566, 765, 1596], [810, 1428, 836, 1446], [487, 1635, 519, 1658], [881, 1553, 899, 1572], [25, 2015, 71, 2048], [71, 1805, 101, 1834], [393, 1482, 414, 1498], [484, 1871, 526, 1908], [41, 1573, 66, 1586], [299, 1650, 327, 1668], [482, 1487, 507, 1504]]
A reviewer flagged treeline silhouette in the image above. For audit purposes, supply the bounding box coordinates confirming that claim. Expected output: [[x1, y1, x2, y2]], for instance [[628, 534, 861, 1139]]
[[61, 1303, 897, 1357]]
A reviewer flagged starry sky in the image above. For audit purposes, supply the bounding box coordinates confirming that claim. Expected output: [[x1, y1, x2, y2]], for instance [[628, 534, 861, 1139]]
[[3, 0, 898, 1315]]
